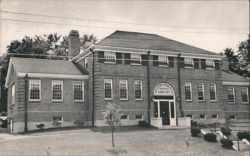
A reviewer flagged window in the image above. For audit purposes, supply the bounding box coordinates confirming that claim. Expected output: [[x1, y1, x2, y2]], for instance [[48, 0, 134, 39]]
[[130, 54, 141, 65], [227, 87, 235, 103], [29, 80, 41, 101], [206, 60, 215, 69], [52, 116, 63, 126], [119, 80, 128, 100], [158, 55, 168, 67], [136, 114, 143, 120], [212, 114, 218, 119], [121, 114, 128, 120], [209, 83, 217, 101], [184, 58, 194, 68], [74, 81, 84, 101], [11, 84, 15, 105], [134, 80, 142, 100], [185, 82, 192, 101], [229, 115, 236, 120], [52, 80, 63, 101], [200, 114, 206, 119], [84, 58, 88, 68], [104, 52, 116, 63], [104, 79, 113, 100], [241, 87, 249, 103], [197, 83, 205, 101]]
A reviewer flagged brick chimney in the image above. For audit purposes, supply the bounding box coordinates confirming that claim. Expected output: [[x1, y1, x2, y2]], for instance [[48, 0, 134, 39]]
[[221, 57, 229, 71], [68, 30, 80, 59]]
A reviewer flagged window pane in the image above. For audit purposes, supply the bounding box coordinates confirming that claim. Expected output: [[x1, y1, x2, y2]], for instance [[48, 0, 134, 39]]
[[159, 56, 168, 66], [241, 88, 249, 103], [134, 80, 142, 99], [11, 84, 15, 104], [197, 83, 204, 101], [210, 83, 216, 100], [74, 81, 84, 101], [104, 52, 116, 63], [104, 79, 112, 99], [120, 80, 128, 100], [52, 80, 62, 100], [206, 60, 214, 69], [184, 58, 194, 68], [130, 54, 141, 64], [185, 82, 192, 100], [227, 87, 235, 102], [29, 80, 40, 100]]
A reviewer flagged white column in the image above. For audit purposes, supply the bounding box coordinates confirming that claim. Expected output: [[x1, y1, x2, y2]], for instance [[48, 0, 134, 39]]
[[157, 101, 160, 119]]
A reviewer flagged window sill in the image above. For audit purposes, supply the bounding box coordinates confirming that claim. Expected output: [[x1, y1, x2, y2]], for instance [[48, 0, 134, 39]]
[[105, 98, 113, 101], [74, 100, 84, 102], [120, 99, 128, 101], [184, 66, 194, 69], [185, 100, 192, 102], [52, 100, 63, 102], [130, 63, 142, 66], [104, 62, 116, 64], [210, 100, 217, 102], [135, 99, 143, 101], [242, 102, 249, 105], [198, 100, 206, 102], [159, 65, 169, 68], [29, 99, 41, 102], [206, 68, 215, 70]]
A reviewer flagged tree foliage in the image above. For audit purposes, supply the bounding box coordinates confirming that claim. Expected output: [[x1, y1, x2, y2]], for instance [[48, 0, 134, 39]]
[[103, 103, 121, 147]]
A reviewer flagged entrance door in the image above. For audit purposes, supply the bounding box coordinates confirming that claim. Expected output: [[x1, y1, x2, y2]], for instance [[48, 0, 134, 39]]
[[160, 101, 170, 125]]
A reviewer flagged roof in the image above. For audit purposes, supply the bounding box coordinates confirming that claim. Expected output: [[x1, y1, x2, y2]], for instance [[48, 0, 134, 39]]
[[222, 70, 249, 82], [97, 30, 219, 56], [5, 57, 88, 87]]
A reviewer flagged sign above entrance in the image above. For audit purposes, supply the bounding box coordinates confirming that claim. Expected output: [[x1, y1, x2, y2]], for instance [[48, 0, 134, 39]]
[[154, 83, 174, 96]]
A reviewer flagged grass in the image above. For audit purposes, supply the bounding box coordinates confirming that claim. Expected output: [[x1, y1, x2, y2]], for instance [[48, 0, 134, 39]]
[[0, 126, 246, 156]]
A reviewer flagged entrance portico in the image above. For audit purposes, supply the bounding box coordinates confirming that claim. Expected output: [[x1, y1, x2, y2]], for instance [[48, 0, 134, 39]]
[[151, 83, 177, 128]]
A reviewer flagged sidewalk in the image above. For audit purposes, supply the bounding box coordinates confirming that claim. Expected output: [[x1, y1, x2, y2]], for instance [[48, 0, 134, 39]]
[[0, 133, 30, 141]]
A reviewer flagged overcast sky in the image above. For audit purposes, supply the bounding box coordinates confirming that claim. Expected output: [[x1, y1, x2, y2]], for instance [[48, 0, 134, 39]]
[[0, 0, 249, 55]]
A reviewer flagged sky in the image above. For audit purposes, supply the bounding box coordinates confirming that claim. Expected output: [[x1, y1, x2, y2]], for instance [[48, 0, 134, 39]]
[[0, 0, 249, 56]]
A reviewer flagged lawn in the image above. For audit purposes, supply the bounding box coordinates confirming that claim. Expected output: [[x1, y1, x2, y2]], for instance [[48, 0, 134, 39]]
[[0, 127, 248, 156]]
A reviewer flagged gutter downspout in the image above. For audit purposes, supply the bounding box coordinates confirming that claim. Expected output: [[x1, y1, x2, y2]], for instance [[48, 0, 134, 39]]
[[147, 51, 151, 125], [177, 53, 183, 126], [24, 74, 28, 132], [90, 49, 95, 127]]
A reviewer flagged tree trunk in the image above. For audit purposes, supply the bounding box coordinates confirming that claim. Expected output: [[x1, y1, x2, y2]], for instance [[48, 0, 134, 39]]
[[111, 127, 115, 148]]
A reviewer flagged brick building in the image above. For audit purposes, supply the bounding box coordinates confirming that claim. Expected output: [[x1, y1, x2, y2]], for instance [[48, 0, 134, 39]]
[[5, 30, 250, 133]]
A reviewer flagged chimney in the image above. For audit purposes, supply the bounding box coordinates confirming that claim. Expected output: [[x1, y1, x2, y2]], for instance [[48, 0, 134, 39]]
[[221, 57, 229, 71], [68, 30, 80, 59]]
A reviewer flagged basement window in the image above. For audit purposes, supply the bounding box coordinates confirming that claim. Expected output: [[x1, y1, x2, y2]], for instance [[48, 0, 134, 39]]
[[200, 114, 206, 119], [121, 114, 128, 120], [229, 115, 236, 120], [212, 114, 218, 119], [135, 114, 143, 120]]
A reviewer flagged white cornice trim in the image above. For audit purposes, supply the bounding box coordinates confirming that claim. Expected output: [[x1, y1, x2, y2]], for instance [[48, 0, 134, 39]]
[[94, 45, 223, 60], [222, 81, 250, 86], [17, 73, 89, 79]]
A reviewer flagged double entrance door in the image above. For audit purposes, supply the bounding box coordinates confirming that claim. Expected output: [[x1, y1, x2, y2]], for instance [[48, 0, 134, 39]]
[[154, 100, 175, 125]]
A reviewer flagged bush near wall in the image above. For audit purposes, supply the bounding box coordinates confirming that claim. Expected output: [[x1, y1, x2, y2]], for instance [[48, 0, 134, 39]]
[[204, 133, 217, 142], [220, 138, 233, 149], [221, 127, 231, 136], [237, 131, 250, 141]]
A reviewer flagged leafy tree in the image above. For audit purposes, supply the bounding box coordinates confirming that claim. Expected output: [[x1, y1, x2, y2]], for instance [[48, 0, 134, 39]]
[[103, 103, 121, 148]]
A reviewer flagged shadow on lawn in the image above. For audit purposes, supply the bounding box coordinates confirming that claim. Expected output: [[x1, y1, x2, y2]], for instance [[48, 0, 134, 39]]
[[90, 126, 157, 133], [107, 148, 128, 155]]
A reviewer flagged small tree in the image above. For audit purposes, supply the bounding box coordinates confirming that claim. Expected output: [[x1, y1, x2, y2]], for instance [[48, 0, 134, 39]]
[[103, 103, 121, 148]]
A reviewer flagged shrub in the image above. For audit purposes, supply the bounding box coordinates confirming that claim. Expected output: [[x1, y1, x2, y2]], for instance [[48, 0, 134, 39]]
[[138, 121, 148, 127], [221, 127, 231, 136], [36, 123, 45, 129], [191, 127, 201, 137], [237, 131, 250, 141], [204, 133, 217, 142], [74, 118, 85, 127], [220, 138, 233, 149]]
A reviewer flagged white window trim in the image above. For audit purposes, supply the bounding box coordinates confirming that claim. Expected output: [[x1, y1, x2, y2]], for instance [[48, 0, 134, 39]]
[[104, 79, 113, 100], [130, 53, 142, 65], [11, 83, 15, 105], [241, 87, 249, 103], [104, 52, 116, 64], [228, 87, 235, 103], [29, 80, 41, 101], [73, 81, 84, 102], [158, 55, 169, 67], [119, 80, 128, 100], [198, 83, 205, 101], [52, 80, 63, 102], [135, 80, 143, 100], [210, 83, 217, 101], [135, 114, 144, 120], [185, 82, 192, 101], [184, 58, 194, 68]]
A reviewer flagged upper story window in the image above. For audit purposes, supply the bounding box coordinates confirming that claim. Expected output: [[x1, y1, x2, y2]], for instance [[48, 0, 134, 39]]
[[74, 81, 84, 101], [227, 87, 235, 103], [158, 56, 168, 67], [184, 82, 192, 101], [119, 80, 128, 100], [241, 87, 249, 103], [29, 80, 41, 101], [104, 79, 113, 100], [209, 83, 217, 101], [184, 58, 194, 68], [52, 80, 63, 101], [104, 52, 116, 63], [134, 80, 142, 100], [11, 84, 15, 105], [197, 83, 205, 101], [206, 60, 215, 69], [130, 54, 141, 65]]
